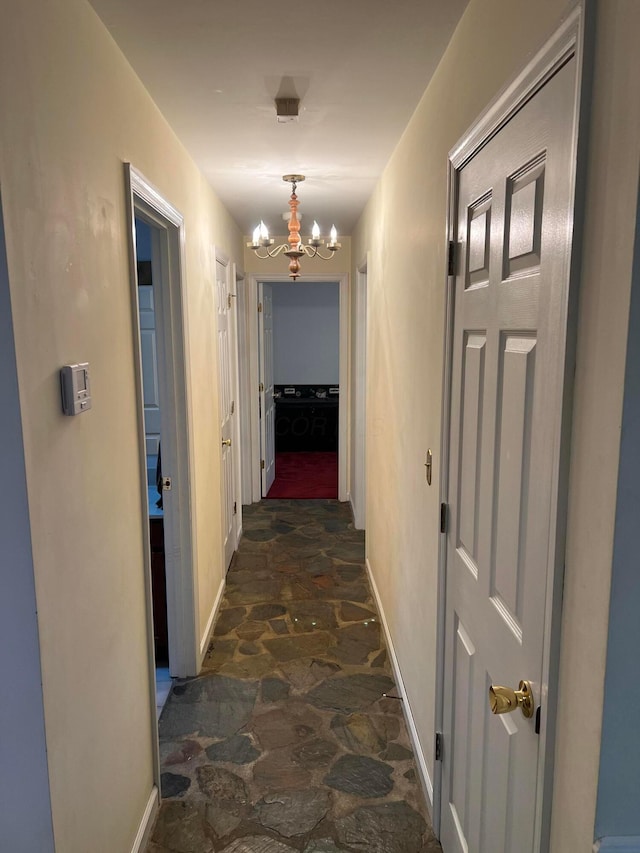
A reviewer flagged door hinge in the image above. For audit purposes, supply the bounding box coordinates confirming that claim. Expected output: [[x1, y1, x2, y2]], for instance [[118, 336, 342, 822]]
[[448, 240, 456, 276], [233, 501, 237, 515], [261, 459, 265, 470], [435, 731, 443, 762], [258, 302, 263, 313], [440, 502, 448, 534], [259, 382, 264, 393], [231, 400, 235, 415], [227, 293, 232, 309]]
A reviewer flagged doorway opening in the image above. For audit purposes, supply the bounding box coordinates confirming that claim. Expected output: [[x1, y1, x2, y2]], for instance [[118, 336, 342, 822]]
[[244, 274, 349, 504], [262, 280, 340, 499], [125, 166, 199, 794]]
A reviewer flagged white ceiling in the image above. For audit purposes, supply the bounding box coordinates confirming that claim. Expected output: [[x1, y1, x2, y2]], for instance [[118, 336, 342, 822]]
[[89, 0, 468, 236]]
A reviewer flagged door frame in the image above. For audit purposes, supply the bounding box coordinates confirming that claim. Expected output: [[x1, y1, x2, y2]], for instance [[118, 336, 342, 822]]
[[213, 246, 243, 563], [435, 4, 590, 844], [125, 164, 199, 699], [244, 273, 349, 503], [352, 255, 369, 530]]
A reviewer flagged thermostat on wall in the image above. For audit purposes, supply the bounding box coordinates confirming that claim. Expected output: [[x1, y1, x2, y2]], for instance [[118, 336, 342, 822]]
[[60, 363, 92, 415]]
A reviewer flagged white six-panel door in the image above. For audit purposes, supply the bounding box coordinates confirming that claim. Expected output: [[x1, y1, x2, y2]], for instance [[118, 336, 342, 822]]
[[441, 56, 576, 853], [258, 283, 275, 496]]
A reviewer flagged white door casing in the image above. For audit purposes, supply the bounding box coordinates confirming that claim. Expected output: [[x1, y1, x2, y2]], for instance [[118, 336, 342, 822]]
[[216, 254, 236, 569], [440, 31, 581, 853], [258, 282, 276, 496]]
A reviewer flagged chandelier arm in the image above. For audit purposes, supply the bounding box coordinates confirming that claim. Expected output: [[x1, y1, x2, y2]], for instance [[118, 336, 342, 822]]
[[301, 245, 337, 261]]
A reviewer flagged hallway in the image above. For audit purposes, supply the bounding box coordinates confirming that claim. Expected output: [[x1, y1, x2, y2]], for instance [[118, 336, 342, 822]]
[[147, 500, 441, 852]]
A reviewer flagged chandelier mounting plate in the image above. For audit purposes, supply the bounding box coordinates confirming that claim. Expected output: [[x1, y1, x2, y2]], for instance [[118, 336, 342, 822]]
[[282, 174, 305, 184]]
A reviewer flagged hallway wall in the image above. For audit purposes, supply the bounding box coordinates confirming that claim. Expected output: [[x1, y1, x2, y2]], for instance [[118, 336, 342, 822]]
[[0, 0, 242, 850], [352, 0, 640, 848]]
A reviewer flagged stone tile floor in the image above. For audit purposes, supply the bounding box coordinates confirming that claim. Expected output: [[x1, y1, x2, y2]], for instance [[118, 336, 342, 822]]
[[147, 499, 442, 853]]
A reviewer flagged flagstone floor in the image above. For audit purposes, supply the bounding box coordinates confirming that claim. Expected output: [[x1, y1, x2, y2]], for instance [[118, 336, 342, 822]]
[[146, 499, 442, 853]]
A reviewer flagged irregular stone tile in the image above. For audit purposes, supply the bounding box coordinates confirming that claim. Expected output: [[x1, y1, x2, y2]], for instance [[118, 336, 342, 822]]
[[315, 582, 371, 603], [197, 766, 249, 805], [280, 578, 316, 601], [324, 755, 394, 798], [304, 555, 335, 576], [151, 801, 215, 853], [269, 619, 290, 635], [263, 632, 333, 662], [233, 554, 269, 570], [335, 565, 365, 583], [204, 639, 239, 666], [404, 769, 417, 782], [382, 743, 414, 761], [273, 521, 297, 534], [278, 658, 340, 691], [372, 714, 401, 743], [205, 735, 260, 765], [254, 788, 330, 837], [253, 748, 312, 790], [306, 674, 395, 713], [371, 649, 388, 668], [303, 841, 348, 853], [292, 737, 339, 769], [237, 620, 269, 641], [219, 655, 277, 679], [162, 739, 203, 766], [335, 801, 428, 853], [219, 837, 298, 853], [251, 704, 322, 749], [161, 772, 191, 798], [243, 529, 279, 542], [288, 600, 337, 632], [226, 581, 282, 605], [215, 607, 248, 636], [261, 677, 290, 703], [251, 603, 287, 620], [339, 603, 378, 622], [332, 623, 381, 665], [160, 675, 258, 739], [205, 802, 243, 838], [239, 641, 261, 656], [330, 714, 387, 755], [326, 542, 366, 562]]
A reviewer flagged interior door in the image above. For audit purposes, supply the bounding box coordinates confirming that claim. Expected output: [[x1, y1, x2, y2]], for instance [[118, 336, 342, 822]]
[[441, 57, 577, 852], [258, 282, 275, 495], [216, 257, 235, 569]]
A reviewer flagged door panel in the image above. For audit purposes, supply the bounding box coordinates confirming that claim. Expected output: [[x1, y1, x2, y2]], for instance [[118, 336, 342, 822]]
[[259, 283, 275, 495], [138, 284, 161, 457], [441, 57, 576, 852], [216, 257, 235, 569]]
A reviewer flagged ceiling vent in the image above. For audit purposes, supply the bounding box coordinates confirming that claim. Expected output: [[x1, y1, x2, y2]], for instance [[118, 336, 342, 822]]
[[275, 97, 299, 123]]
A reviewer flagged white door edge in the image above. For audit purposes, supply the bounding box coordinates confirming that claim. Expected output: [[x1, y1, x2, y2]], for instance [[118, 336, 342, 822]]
[[434, 3, 589, 845], [245, 273, 350, 504], [125, 163, 200, 790]]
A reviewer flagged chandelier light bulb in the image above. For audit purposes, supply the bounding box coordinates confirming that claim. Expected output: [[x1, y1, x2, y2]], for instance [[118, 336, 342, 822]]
[[252, 224, 261, 245], [312, 221, 320, 240], [259, 220, 269, 241], [330, 225, 337, 244]]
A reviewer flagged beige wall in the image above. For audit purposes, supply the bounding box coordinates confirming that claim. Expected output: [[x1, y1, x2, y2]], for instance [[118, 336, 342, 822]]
[[0, 0, 242, 850], [352, 0, 640, 847]]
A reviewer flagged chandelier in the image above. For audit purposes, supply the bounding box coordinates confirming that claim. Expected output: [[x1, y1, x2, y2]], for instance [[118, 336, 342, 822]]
[[247, 175, 341, 280]]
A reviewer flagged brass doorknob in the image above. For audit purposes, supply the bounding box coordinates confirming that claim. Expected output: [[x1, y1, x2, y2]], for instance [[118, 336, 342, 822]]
[[489, 680, 535, 719], [221, 438, 232, 447]]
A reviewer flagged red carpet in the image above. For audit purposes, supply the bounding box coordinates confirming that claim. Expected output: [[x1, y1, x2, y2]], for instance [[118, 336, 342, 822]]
[[266, 452, 338, 499]]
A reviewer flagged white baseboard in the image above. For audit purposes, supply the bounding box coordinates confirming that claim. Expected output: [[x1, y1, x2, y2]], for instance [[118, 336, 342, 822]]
[[365, 557, 434, 813], [594, 839, 640, 852], [131, 786, 159, 853], [199, 575, 226, 661]]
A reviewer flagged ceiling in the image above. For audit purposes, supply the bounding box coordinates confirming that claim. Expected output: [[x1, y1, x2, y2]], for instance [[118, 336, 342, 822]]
[[89, 0, 468, 236]]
